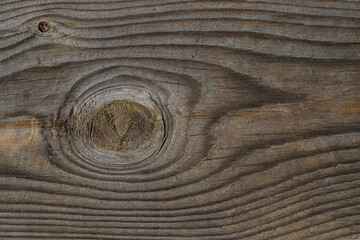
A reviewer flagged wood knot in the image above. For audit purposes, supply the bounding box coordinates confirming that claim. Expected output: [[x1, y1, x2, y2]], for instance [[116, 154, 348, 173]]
[[87, 100, 157, 152]]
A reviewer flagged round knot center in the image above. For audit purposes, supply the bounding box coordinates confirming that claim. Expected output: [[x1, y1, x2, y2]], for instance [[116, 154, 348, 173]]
[[88, 100, 157, 152]]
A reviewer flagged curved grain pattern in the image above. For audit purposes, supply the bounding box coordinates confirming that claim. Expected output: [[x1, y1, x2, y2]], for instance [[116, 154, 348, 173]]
[[0, 0, 359, 239]]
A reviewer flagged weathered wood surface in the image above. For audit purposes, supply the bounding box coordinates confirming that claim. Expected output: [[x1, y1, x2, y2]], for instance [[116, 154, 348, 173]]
[[1, 0, 360, 239]]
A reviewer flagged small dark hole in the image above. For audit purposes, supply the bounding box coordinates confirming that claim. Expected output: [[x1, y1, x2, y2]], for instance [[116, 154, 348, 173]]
[[38, 21, 50, 32]]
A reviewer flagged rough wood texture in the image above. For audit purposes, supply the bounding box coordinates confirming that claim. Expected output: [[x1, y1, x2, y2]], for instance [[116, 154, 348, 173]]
[[1, 0, 360, 239]]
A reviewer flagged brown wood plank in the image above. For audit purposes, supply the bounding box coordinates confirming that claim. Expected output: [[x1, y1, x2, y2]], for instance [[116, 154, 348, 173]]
[[0, 0, 359, 239]]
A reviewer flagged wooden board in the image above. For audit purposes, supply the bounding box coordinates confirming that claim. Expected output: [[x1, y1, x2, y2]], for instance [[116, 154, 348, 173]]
[[0, 0, 360, 239]]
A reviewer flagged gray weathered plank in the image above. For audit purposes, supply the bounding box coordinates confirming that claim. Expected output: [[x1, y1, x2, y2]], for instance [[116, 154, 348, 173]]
[[0, 0, 360, 239]]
